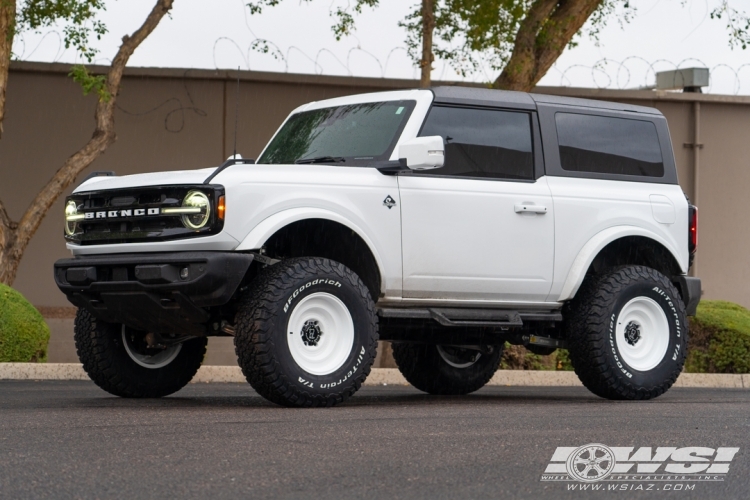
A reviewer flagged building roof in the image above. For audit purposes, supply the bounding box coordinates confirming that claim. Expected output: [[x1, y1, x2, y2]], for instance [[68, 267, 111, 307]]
[[10, 61, 750, 106]]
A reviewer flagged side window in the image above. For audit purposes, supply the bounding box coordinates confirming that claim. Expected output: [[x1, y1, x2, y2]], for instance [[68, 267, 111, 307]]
[[418, 106, 534, 180], [555, 113, 664, 178]]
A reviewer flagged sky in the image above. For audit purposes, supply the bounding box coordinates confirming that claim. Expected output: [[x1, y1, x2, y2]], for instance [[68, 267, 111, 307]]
[[12, 0, 750, 95]]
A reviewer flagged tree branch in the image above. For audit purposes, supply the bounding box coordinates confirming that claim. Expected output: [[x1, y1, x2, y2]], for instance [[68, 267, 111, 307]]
[[0, 197, 15, 229], [494, 0, 602, 91], [0, 196, 18, 284], [0, 0, 17, 139], [535, 0, 604, 84], [1, 0, 174, 284], [420, 0, 435, 88], [493, 0, 558, 90]]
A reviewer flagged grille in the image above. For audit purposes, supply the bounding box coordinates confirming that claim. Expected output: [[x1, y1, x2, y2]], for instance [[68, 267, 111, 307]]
[[65, 185, 224, 245]]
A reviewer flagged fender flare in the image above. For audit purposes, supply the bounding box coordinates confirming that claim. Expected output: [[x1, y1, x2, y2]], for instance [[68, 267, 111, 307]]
[[235, 207, 387, 292], [557, 225, 685, 302]]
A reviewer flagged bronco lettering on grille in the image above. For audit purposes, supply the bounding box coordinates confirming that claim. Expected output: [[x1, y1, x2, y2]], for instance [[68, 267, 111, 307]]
[[84, 208, 161, 219]]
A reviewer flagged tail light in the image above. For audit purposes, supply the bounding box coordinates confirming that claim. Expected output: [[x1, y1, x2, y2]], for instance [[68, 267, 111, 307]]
[[688, 205, 698, 254]]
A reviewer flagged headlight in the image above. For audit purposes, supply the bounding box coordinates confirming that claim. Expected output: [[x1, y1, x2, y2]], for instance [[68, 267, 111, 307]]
[[179, 190, 210, 229], [64, 200, 84, 236]]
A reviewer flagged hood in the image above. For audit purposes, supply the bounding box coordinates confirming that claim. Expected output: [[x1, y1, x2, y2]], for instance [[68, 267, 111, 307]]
[[73, 167, 218, 193]]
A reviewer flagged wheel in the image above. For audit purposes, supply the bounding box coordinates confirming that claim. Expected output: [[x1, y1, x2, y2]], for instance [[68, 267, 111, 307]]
[[565, 265, 688, 400], [392, 343, 503, 395], [74, 309, 207, 398], [234, 257, 379, 407]]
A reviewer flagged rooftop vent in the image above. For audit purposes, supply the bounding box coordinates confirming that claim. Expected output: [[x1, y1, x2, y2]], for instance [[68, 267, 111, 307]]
[[655, 68, 709, 93]]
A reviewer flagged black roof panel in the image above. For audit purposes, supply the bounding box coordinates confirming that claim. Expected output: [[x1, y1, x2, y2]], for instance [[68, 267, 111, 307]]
[[430, 86, 661, 115], [431, 86, 535, 110], [529, 92, 661, 115]]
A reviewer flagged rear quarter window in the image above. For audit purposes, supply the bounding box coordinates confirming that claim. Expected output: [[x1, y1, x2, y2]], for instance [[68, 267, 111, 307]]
[[555, 113, 664, 178]]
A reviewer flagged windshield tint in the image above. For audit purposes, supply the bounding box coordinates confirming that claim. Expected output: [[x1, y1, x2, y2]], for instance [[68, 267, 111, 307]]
[[257, 100, 416, 165]]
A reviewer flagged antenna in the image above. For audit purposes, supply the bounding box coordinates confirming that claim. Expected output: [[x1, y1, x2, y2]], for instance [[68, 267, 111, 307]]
[[204, 68, 247, 184], [232, 67, 240, 160]]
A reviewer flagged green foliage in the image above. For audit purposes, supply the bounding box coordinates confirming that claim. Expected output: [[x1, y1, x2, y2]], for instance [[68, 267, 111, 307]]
[[247, 1, 749, 81], [711, 1, 750, 50], [329, 0, 379, 41], [686, 300, 750, 373], [16, 0, 108, 62], [246, 0, 281, 15], [247, 0, 631, 78], [555, 347, 573, 371], [500, 342, 573, 371], [0, 283, 49, 362], [68, 63, 109, 101], [247, 0, 378, 41], [399, 0, 634, 78], [249, 39, 284, 60], [6, 2, 109, 102]]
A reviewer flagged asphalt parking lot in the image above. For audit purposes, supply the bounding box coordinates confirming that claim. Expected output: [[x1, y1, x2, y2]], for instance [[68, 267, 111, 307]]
[[1, 381, 748, 499]]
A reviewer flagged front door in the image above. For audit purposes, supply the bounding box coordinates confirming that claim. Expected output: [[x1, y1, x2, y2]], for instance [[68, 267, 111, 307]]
[[399, 105, 555, 303]]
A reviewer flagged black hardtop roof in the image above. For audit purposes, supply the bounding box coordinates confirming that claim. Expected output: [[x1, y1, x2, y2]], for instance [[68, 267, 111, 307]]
[[430, 86, 662, 115]]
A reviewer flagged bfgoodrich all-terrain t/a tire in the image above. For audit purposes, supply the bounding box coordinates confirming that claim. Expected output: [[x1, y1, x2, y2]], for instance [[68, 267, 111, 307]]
[[392, 343, 503, 395], [565, 265, 688, 400], [233, 258, 379, 407], [74, 309, 207, 398]]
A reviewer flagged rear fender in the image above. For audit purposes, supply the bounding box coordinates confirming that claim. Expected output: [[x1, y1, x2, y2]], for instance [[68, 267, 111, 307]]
[[556, 226, 686, 302]]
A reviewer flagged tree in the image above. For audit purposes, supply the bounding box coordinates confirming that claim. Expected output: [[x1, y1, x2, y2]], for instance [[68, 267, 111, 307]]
[[0, 0, 175, 285], [247, 0, 750, 90], [0, 0, 109, 139], [425, 0, 621, 90]]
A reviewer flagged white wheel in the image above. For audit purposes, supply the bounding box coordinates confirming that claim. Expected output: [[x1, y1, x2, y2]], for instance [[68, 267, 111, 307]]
[[234, 258, 378, 407], [122, 327, 182, 369], [436, 345, 482, 369], [566, 266, 687, 400], [286, 292, 355, 376], [614, 296, 670, 372]]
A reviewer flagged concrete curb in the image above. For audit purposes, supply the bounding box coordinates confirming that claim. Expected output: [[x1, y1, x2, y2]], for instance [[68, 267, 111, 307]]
[[0, 363, 748, 388]]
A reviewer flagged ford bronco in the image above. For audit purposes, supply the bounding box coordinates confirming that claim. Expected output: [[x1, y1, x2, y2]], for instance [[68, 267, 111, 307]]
[[55, 86, 700, 406]]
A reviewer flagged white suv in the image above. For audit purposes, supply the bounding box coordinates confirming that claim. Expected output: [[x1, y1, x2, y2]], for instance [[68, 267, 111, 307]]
[[55, 87, 700, 406]]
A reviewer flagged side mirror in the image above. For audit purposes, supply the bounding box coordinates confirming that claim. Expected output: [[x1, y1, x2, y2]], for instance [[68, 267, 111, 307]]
[[398, 136, 445, 171]]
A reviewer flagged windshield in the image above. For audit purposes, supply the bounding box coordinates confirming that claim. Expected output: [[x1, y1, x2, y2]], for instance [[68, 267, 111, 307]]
[[257, 100, 416, 165]]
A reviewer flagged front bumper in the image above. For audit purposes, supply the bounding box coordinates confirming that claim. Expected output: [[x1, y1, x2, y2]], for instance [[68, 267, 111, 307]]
[[673, 275, 702, 316], [54, 252, 254, 336]]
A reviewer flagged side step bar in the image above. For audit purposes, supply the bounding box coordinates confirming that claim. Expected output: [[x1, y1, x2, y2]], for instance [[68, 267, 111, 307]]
[[377, 308, 562, 328]]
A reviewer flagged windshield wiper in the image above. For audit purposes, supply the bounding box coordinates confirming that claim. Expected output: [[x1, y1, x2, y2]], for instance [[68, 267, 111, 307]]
[[295, 156, 347, 165]]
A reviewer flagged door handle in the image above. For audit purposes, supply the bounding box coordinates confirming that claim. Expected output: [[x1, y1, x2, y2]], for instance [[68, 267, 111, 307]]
[[514, 204, 548, 214]]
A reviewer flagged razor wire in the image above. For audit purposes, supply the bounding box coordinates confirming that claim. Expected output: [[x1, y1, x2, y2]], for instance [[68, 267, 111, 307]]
[[210, 35, 750, 95], [13, 27, 750, 95], [549, 56, 750, 95]]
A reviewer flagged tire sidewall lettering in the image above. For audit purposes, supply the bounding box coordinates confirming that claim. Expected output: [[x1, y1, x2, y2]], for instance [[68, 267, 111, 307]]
[[274, 275, 370, 393], [606, 282, 686, 383], [300, 346, 368, 390], [283, 279, 342, 313]]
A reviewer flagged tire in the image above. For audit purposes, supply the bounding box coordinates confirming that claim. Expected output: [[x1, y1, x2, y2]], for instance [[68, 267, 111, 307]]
[[565, 265, 688, 400], [392, 343, 503, 395], [74, 309, 207, 398], [234, 257, 379, 407]]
